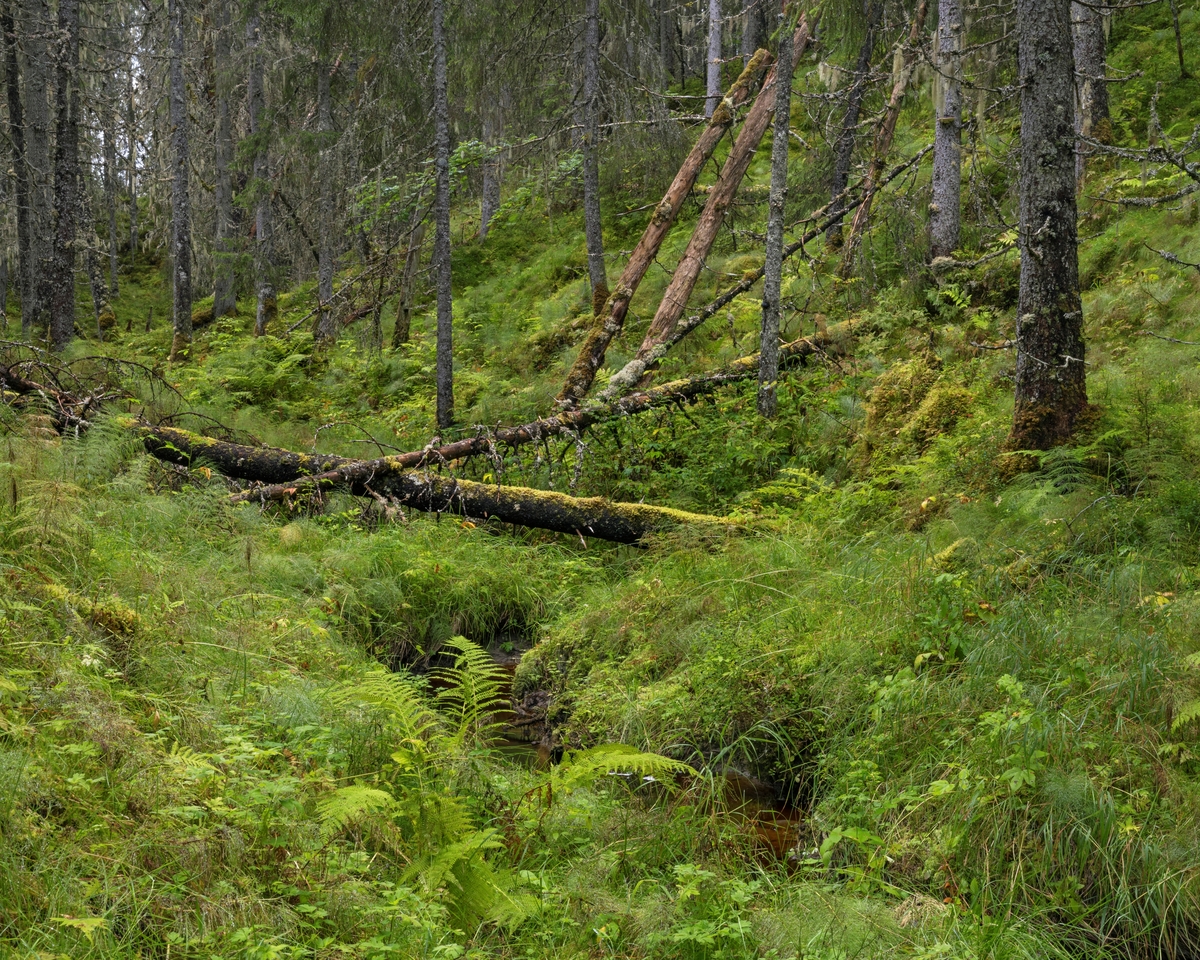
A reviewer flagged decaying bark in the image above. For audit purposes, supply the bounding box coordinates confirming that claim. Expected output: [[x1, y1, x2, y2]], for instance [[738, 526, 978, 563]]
[[557, 47, 774, 408], [840, 0, 928, 275], [631, 14, 815, 368]]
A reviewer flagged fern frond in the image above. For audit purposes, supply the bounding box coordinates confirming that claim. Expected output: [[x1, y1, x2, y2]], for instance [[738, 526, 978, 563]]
[[330, 668, 441, 747], [317, 784, 396, 839], [554, 744, 697, 793], [1172, 700, 1200, 734], [433, 636, 510, 747]]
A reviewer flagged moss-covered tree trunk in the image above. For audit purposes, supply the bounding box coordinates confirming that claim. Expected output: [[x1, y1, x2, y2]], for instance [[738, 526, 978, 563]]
[[557, 47, 773, 408], [1009, 0, 1086, 450]]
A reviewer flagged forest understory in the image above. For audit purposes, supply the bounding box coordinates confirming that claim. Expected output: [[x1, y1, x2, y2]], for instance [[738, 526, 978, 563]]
[[4, 0, 1200, 958]]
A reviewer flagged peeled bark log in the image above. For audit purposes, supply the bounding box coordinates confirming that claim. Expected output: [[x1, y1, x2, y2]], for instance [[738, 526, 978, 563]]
[[632, 14, 814, 366], [557, 47, 773, 407], [603, 144, 931, 397], [840, 0, 928, 275]]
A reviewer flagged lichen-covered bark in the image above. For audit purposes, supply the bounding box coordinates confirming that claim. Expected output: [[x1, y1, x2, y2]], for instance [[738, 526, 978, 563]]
[[632, 15, 814, 366], [930, 0, 963, 259], [168, 0, 192, 360], [212, 0, 237, 319], [432, 0, 453, 428], [705, 0, 722, 117], [313, 58, 339, 344], [841, 0, 928, 275], [1071, 0, 1109, 186], [758, 7, 795, 419], [556, 47, 773, 407], [48, 0, 80, 352], [21, 0, 52, 333], [2, 0, 32, 336], [1010, 0, 1086, 450], [248, 9, 275, 338]]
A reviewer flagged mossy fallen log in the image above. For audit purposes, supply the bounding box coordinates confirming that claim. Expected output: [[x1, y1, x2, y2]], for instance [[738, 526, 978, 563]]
[[250, 469, 734, 544], [227, 327, 848, 510]]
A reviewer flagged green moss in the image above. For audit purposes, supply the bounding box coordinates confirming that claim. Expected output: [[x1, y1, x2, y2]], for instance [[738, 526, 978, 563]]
[[899, 383, 975, 450]]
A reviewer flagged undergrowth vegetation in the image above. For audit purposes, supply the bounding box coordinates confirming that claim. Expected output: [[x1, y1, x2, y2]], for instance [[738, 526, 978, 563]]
[[4, 4, 1200, 958]]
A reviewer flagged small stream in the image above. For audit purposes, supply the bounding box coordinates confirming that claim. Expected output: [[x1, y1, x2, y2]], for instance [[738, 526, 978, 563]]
[[488, 648, 805, 862]]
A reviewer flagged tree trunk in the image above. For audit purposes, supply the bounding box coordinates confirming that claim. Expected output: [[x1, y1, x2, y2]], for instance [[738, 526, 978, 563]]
[[2, 1, 32, 337], [626, 15, 815, 379], [212, 0, 237, 318], [479, 95, 503, 240], [48, 0, 79, 352], [433, 0, 454, 428], [930, 0, 963, 259], [1071, 0, 1109, 187], [81, 175, 113, 340], [826, 0, 883, 247], [758, 7, 794, 419], [313, 58, 339, 343], [392, 222, 426, 349], [1009, 0, 1086, 450], [21, 0, 52, 333], [706, 0, 722, 117], [581, 0, 608, 315], [840, 0, 928, 274], [248, 10, 276, 337], [741, 0, 766, 65], [1167, 0, 1188, 79], [102, 76, 118, 297], [127, 65, 138, 259], [557, 47, 773, 407], [168, 0, 192, 361]]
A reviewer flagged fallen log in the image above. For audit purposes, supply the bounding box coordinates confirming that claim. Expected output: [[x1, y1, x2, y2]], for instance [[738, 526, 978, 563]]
[[629, 14, 816, 373], [229, 326, 849, 507], [556, 47, 775, 407], [247, 470, 734, 545]]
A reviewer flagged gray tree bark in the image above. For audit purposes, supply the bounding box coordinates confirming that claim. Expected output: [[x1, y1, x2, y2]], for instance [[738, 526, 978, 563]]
[[101, 63, 118, 297], [212, 0, 237, 318], [479, 102, 502, 240], [127, 64, 138, 259], [248, 10, 275, 337], [47, 0, 79, 352], [1010, 0, 1086, 450], [705, 0, 722, 117], [313, 58, 339, 343], [392, 221, 426, 349], [582, 0, 607, 315], [1071, 0, 1109, 187], [758, 8, 794, 419], [81, 173, 112, 341], [168, 0, 192, 360], [740, 0, 766, 65], [2, 1, 32, 336], [21, 0, 52, 332], [826, 0, 882, 246], [930, 0, 963, 259], [433, 0, 454, 428]]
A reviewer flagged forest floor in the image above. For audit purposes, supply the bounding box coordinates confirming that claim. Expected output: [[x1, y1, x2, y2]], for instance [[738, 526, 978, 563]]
[[5, 5, 1200, 958]]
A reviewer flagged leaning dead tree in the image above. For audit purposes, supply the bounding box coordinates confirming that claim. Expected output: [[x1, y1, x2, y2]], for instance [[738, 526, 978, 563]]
[[557, 48, 775, 407]]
